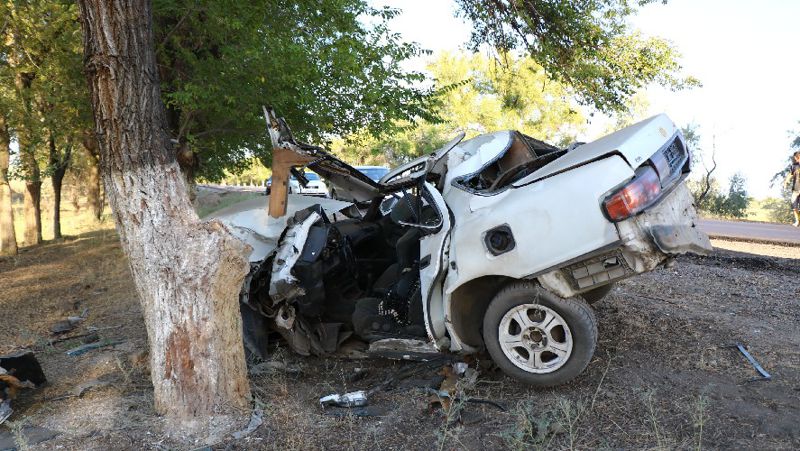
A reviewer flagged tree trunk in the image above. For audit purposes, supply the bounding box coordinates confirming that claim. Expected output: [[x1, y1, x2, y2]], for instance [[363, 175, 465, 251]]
[[83, 132, 103, 221], [22, 179, 42, 245], [15, 73, 42, 246], [0, 117, 17, 256], [48, 133, 71, 240], [78, 0, 252, 437]]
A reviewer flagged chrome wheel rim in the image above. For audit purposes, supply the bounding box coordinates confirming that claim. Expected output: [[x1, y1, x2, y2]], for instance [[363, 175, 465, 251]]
[[498, 303, 573, 374]]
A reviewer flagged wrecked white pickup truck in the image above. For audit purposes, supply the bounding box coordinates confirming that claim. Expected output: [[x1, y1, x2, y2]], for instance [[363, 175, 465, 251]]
[[213, 110, 712, 387]]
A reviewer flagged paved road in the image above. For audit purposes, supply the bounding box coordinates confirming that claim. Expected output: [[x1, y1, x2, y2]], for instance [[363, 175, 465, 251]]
[[698, 219, 800, 245]]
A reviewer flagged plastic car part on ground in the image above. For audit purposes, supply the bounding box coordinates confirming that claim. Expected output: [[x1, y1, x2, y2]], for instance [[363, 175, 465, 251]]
[[320, 390, 368, 408]]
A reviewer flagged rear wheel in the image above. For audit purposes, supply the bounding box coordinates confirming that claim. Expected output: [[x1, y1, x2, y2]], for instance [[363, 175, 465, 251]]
[[483, 282, 597, 386]]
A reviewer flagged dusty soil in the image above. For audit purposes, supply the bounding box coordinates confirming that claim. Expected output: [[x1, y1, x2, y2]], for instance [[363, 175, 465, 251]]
[[1, 232, 798, 450]]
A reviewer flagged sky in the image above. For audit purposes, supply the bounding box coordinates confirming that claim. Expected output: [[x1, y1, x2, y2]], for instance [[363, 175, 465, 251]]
[[371, 0, 800, 198]]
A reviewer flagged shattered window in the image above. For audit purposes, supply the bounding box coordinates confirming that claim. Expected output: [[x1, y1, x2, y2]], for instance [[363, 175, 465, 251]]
[[453, 131, 565, 194]]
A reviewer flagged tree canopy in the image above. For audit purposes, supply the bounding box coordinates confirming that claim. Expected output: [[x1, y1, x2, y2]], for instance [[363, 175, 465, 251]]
[[455, 0, 699, 112], [152, 0, 438, 180], [332, 51, 585, 166]]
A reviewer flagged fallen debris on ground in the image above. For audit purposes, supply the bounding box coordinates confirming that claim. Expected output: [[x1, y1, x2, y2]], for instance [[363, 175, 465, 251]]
[[727, 343, 772, 382], [65, 340, 123, 357]]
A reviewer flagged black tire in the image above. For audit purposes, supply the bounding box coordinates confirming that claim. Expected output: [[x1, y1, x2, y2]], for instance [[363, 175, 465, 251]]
[[483, 281, 597, 387], [581, 282, 615, 304]]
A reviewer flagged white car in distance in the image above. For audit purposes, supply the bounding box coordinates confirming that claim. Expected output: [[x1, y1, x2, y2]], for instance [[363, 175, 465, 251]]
[[266, 171, 328, 197]]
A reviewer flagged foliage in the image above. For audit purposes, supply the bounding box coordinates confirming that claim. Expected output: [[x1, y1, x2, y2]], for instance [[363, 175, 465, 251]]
[[333, 51, 585, 166], [0, 0, 90, 177], [717, 172, 749, 218], [760, 195, 795, 224], [454, 0, 700, 112], [690, 173, 750, 219], [152, 0, 438, 180], [603, 91, 651, 134], [221, 158, 270, 186], [331, 121, 451, 167]]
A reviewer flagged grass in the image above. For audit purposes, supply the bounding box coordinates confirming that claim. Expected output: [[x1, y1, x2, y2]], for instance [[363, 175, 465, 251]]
[[8, 180, 114, 247], [698, 197, 793, 224], [195, 191, 261, 218], [690, 394, 710, 451]]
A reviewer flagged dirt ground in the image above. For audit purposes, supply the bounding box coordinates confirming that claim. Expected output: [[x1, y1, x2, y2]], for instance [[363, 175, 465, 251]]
[[1, 223, 798, 449]]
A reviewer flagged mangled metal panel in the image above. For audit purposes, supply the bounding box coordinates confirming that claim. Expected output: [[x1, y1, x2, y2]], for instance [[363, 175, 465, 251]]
[[209, 195, 353, 262]]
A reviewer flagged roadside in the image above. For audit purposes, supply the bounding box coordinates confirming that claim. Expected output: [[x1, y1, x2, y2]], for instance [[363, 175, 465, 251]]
[[1, 220, 797, 449], [698, 218, 800, 246]]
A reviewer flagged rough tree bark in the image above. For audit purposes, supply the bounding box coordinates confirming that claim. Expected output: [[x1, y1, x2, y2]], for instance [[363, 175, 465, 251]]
[[82, 131, 104, 221], [0, 116, 17, 256], [15, 73, 42, 246], [48, 133, 72, 240], [78, 0, 252, 436]]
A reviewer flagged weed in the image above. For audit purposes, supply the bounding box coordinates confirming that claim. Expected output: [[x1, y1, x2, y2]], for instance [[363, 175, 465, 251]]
[[643, 390, 667, 449], [690, 394, 710, 451], [435, 393, 467, 451], [557, 397, 586, 450], [500, 399, 559, 451], [115, 355, 133, 386]]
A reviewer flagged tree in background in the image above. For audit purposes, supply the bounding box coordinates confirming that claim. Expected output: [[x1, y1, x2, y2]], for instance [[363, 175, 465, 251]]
[[35, 2, 91, 239], [0, 114, 15, 255], [334, 51, 584, 166], [3, 1, 45, 245], [680, 123, 751, 218], [713, 172, 749, 218], [1, 0, 91, 242], [682, 123, 718, 209], [455, 0, 699, 112]]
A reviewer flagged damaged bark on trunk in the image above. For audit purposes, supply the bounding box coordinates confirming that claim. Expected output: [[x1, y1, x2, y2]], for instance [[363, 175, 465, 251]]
[[0, 116, 17, 256], [78, 0, 252, 436]]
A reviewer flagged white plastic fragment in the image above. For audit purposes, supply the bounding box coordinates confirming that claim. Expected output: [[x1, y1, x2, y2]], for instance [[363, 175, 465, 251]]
[[319, 390, 368, 408]]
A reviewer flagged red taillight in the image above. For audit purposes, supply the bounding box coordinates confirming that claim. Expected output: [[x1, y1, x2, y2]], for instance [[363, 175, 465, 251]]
[[603, 167, 661, 221]]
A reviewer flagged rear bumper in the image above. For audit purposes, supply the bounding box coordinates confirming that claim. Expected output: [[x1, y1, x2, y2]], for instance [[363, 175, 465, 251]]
[[537, 183, 711, 298], [616, 182, 712, 272], [650, 224, 712, 255]]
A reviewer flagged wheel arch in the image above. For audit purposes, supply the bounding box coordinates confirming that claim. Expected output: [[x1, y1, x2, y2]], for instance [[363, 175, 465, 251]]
[[446, 274, 515, 349]]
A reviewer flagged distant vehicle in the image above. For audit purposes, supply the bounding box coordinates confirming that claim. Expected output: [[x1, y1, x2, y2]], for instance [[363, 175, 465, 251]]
[[296, 172, 328, 196], [355, 166, 389, 182], [265, 171, 327, 197]]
